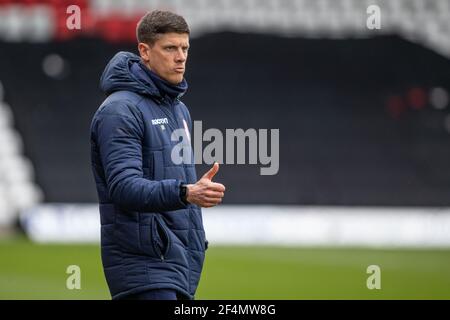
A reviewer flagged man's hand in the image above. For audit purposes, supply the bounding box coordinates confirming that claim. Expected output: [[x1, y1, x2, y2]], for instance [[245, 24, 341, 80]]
[[185, 162, 225, 208]]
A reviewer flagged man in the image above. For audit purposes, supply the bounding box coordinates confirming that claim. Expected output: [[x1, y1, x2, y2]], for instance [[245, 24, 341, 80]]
[[90, 10, 225, 300]]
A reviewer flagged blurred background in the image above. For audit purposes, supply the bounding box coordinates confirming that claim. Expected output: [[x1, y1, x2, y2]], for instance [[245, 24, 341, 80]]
[[0, 0, 450, 299]]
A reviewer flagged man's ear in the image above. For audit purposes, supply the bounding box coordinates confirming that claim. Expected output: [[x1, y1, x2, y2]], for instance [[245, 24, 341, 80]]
[[138, 42, 151, 63]]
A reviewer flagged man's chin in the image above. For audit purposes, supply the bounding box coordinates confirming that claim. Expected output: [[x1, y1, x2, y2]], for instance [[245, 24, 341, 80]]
[[167, 76, 184, 85]]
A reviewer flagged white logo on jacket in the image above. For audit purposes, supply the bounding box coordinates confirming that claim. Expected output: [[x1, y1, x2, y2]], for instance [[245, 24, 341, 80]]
[[151, 118, 168, 125]]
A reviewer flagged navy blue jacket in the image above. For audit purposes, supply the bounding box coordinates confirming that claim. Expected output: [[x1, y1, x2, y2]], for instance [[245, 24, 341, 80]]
[[90, 51, 207, 300]]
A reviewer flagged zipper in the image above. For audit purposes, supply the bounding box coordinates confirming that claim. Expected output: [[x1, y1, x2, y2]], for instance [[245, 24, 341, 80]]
[[156, 97, 180, 132], [151, 216, 164, 261], [152, 215, 171, 262], [187, 207, 192, 294]]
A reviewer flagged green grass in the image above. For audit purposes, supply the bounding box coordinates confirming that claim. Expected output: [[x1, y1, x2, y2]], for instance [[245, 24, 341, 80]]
[[1, 237, 450, 299]]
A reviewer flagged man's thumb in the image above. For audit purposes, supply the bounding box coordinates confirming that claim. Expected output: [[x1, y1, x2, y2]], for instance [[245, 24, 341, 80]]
[[202, 162, 219, 180]]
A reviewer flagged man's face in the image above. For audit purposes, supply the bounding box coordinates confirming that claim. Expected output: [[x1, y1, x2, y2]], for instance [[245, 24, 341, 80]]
[[139, 32, 189, 85]]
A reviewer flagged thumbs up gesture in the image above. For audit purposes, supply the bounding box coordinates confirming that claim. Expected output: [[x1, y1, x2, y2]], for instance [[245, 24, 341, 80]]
[[202, 162, 220, 181], [185, 162, 226, 208]]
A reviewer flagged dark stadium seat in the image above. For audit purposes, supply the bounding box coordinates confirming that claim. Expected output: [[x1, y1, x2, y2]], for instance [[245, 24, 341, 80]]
[[0, 33, 449, 205]]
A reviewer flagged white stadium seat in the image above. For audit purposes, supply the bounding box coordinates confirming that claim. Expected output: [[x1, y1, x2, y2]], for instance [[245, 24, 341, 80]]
[[0, 82, 43, 226]]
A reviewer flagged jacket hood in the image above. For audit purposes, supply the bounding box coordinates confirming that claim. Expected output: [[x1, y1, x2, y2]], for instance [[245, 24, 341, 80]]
[[100, 51, 163, 98]]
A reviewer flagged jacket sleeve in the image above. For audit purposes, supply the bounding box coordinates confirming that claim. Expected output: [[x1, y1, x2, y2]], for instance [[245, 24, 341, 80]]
[[93, 101, 187, 212]]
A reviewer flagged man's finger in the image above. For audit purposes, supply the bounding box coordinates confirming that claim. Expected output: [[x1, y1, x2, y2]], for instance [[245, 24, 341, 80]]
[[205, 191, 224, 199], [202, 162, 219, 181], [203, 196, 223, 203], [202, 199, 222, 207], [208, 182, 225, 192]]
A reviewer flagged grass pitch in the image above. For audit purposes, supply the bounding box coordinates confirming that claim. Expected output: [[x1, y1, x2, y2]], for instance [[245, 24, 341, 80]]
[[1, 237, 449, 299]]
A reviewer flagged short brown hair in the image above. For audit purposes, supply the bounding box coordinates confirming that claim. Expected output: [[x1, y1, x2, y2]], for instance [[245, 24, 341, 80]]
[[136, 10, 190, 45]]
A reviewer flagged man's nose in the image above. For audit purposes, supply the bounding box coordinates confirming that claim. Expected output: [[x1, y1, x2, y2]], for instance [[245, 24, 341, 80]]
[[175, 48, 187, 63]]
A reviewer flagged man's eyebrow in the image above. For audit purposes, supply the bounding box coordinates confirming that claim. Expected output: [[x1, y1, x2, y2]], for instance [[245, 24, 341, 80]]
[[162, 42, 189, 47]]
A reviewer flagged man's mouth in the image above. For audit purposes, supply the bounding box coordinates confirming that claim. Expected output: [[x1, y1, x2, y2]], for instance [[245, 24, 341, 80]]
[[174, 67, 185, 73]]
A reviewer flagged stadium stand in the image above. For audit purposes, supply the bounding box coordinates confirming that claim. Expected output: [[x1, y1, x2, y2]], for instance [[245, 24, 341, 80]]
[[0, 1, 449, 244], [0, 82, 42, 226], [0, 34, 449, 207], [0, 0, 449, 56]]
